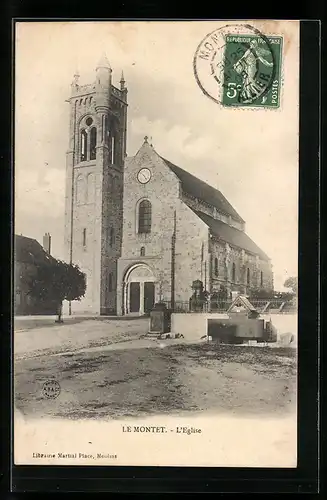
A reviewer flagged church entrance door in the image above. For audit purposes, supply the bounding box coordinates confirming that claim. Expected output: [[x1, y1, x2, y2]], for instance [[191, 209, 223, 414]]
[[144, 281, 155, 313], [129, 282, 140, 313], [124, 264, 156, 315]]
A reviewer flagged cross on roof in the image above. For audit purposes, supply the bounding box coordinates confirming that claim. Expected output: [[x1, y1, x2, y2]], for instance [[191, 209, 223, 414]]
[[144, 135, 148, 143]]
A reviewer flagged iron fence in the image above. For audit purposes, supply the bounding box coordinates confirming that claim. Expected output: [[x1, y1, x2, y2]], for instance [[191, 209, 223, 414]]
[[161, 299, 297, 314]]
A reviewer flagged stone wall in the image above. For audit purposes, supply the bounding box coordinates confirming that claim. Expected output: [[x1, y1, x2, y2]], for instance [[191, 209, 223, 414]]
[[117, 143, 183, 314], [100, 166, 124, 315], [209, 239, 273, 295], [64, 70, 126, 315], [174, 202, 209, 301], [116, 140, 274, 314], [171, 312, 297, 341], [116, 143, 210, 313]]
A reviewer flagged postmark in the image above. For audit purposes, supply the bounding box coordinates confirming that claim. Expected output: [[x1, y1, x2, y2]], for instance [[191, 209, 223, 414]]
[[193, 24, 283, 108], [42, 380, 61, 399]]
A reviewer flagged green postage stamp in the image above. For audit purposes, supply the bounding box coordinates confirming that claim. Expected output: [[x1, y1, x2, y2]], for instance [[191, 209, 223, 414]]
[[221, 35, 283, 108], [193, 25, 283, 109]]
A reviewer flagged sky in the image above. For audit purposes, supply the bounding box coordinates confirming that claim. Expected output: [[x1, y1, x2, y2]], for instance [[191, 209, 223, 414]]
[[15, 21, 299, 291]]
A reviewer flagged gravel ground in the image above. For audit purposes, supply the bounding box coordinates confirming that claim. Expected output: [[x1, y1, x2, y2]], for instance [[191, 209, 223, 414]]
[[15, 339, 296, 421]]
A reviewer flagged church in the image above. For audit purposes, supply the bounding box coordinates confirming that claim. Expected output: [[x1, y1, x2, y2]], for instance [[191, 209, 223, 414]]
[[64, 55, 273, 316]]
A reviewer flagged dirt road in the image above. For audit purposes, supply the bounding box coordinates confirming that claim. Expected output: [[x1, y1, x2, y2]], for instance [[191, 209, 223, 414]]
[[14, 318, 149, 358], [15, 341, 296, 421]]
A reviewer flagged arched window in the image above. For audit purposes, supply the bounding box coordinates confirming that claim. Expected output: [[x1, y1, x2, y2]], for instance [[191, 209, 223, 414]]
[[90, 127, 97, 160], [104, 115, 109, 143], [140, 246, 145, 256], [114, 135, 120, 164], [214, 257, 219, 277], [247, 267, 250, 285], [109, 227, 115, 247], [110, 135, 115, 164], [260, 271, 263, 287], [89, 96, 93, 105], [232, 263, 236, 282], [138, 200, 152, 234], [80, 129, 88, 161], [101, 115, 105, 142], [86, 173, 95, 203], [83, 228, 86, 247], [75, 174, 84, 204], [108, 272, 113, 292]]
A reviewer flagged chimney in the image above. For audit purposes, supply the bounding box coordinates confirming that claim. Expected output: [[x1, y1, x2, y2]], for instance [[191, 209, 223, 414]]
[[43, 232, 51, 254]]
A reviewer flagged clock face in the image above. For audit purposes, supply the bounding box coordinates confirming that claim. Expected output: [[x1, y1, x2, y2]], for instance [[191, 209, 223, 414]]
[[137, 168, 151, 184]]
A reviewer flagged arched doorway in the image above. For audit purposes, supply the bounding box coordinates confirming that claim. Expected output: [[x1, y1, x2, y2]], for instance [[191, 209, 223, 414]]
[[124, 264, 156, 315]]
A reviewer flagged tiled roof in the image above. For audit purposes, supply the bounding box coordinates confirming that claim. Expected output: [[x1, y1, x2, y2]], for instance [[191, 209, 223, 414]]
[[193, 210, 270, 261], [14, 235, 53, 265], [227, 295, 257, 313], [161, 157, 245, 223]]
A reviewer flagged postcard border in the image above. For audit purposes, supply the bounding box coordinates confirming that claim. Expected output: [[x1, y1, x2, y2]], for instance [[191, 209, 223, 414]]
[[4, 18, 321, 494]]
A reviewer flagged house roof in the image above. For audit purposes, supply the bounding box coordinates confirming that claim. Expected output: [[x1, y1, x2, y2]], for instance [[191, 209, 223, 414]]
[[14, 234, 54, 265], [161, 157, 245, 223], [193, 210, 270, 261], [227, 295, 258, 313]]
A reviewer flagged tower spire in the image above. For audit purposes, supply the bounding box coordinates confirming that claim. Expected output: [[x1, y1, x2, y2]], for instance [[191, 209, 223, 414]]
[[120, 70, 126, 90], [71, 69, 80, 92], [96, 53, 111, 71]]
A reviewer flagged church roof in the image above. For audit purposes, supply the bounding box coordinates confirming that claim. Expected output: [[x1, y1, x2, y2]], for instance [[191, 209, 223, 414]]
[[15, 234, 54, 265], [161, 157, 245, 223], [192, 210, 270, 261]]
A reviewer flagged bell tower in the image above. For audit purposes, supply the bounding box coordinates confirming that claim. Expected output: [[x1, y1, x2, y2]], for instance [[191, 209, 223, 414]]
[[64, 55, 128, 315]]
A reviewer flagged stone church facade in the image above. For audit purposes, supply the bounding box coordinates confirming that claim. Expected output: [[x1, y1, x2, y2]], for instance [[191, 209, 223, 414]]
[[64, 57, 273, 315]]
